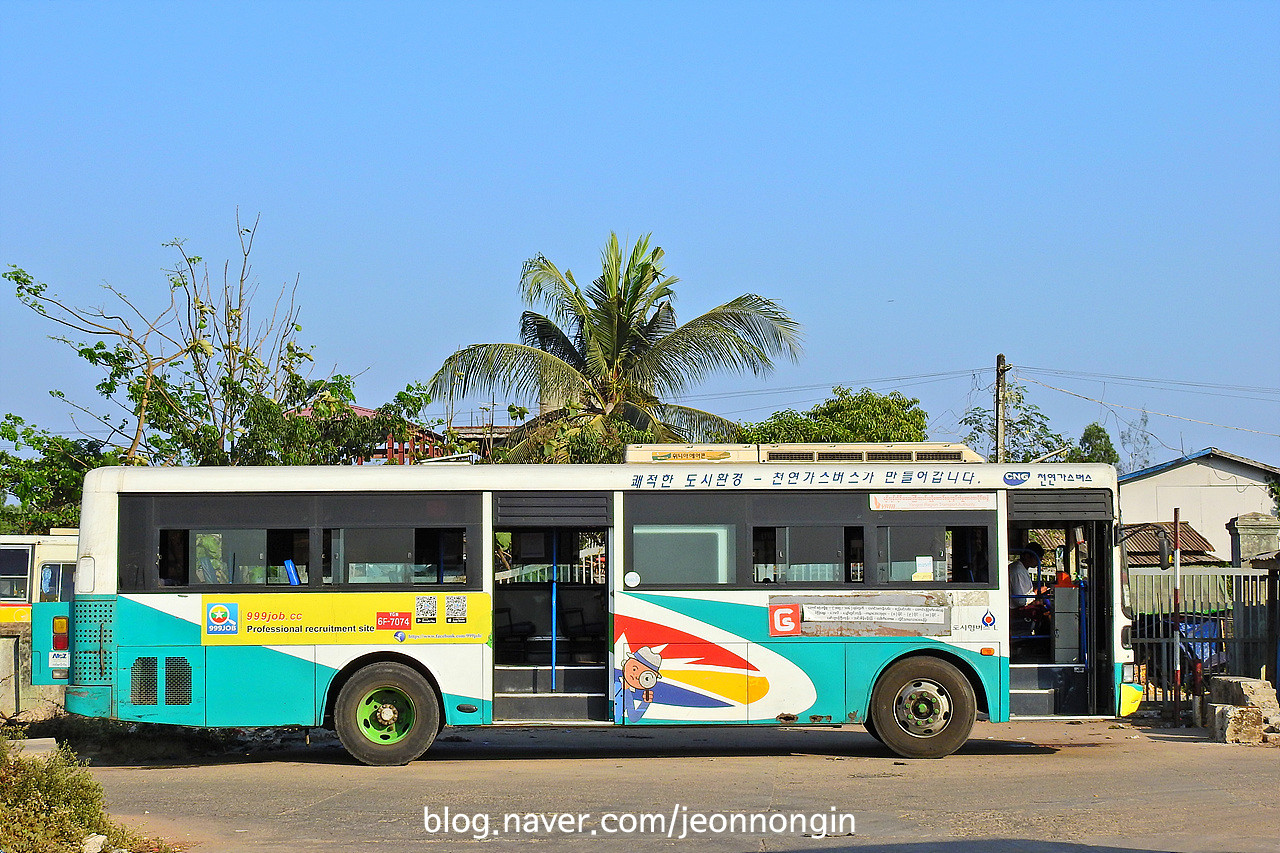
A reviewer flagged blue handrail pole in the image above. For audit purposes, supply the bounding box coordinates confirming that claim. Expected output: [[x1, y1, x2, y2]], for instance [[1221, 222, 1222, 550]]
[[1080, 578, 1088, 668], [550, 532, 558, 691]]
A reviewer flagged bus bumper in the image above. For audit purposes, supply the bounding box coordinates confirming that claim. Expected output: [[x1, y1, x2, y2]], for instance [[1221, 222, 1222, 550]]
[[1119, 682, 1143, 717], [66, 684, 112, 719]]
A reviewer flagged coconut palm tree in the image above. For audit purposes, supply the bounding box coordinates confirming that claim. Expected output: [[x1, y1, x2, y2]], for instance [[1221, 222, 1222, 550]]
[[429, 233, 802, 460]]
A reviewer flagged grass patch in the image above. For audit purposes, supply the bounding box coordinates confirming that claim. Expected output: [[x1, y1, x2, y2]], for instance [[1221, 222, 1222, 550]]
[[0, 735, 175, 853]]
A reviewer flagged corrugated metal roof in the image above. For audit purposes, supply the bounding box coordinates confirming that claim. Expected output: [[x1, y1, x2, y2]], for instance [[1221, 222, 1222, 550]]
[[1120, 521, 1222, 566], [1122, 521, 1214, 552]]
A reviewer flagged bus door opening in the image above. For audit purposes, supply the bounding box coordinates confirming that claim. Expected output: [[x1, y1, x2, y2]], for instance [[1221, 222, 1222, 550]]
[[492, 528, 609, 721], [1007, 489, 1116, 717]]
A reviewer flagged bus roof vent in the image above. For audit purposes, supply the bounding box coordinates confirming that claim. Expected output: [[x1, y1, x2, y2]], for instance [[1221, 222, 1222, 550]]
[[765, 450, 817, 462], [816, 451, 864, 462], [915, 451, 965, 462], [866, 451, 915, 462]]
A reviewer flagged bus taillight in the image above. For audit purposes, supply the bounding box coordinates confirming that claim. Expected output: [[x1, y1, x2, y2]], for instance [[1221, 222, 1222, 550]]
[[52, 615, 69, 651]]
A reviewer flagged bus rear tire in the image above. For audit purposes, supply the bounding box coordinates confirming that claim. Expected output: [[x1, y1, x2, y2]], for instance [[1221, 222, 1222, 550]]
[[863, 715, 884, 744], [335, 662, 440, 766], [869, 657, 975, 759]]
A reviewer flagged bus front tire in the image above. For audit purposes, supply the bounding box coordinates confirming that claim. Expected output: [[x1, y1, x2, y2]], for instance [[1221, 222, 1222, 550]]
[[869, 657, 976, 759], [335, 662, 441, 766]]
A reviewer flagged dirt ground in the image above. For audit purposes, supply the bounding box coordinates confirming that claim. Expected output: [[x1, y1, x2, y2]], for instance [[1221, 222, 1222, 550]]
[[75, 718, 1280, 853]]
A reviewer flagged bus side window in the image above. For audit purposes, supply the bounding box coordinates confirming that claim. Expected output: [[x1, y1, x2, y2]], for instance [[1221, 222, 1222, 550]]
[[632, 524, 736, 586], [752, 527, 781, 582], [0, 547, 30, 601], [324, 527, 467, 586], [753, 526, 864, 584], [948, 526, 989, 584], [846, 527, 865, 582], [158, 530, 189, 586], [158, 528, 309, 586], [876, 525, 989, 585]]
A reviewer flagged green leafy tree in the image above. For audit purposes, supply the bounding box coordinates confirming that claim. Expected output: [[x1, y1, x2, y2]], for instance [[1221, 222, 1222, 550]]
[[429, 233, 802, 461], [5, 216, 430, 468], [0, 416, 120, 532], [739, 386, 928, 443], [1067, 422, 1120, 464], [960, 381, 1068, 462]]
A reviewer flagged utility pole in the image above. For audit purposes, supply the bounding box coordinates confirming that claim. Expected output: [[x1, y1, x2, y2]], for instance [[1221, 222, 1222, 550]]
[[994, 353, 1010, 463], [1173, 506, 1183, 725]]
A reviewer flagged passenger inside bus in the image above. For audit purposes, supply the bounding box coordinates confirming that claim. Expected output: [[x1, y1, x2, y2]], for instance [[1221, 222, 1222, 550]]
[[1008, 542, 1043, 604]]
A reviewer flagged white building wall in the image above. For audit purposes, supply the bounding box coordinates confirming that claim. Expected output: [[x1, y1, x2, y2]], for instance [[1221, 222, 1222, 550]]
[[1120, 456, 1278, 562]]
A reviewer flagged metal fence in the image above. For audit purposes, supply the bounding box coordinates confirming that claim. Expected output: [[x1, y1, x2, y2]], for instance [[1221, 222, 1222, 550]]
[[1128, 565, 1272, 719]]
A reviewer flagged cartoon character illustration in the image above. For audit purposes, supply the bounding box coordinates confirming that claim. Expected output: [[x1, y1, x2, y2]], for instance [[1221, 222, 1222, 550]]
[[616, 645, 663, 722]]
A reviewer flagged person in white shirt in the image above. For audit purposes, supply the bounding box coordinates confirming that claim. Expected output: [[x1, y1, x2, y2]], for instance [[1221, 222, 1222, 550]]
[[1008, 542, 1044, 605]]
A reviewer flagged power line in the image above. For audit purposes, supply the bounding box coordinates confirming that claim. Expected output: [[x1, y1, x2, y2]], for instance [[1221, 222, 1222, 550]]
[[1020, 367, 1280, 403], [1022, 377, 1280, 440]]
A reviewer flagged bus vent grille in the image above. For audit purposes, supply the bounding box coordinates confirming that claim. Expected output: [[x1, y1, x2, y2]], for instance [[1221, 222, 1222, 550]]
[[164, 657, 193, 705], [866, 451, 914, 462], [131, 657, 158, 706], [765, 451, 816, 462], [915, 451, 964, 462], [816, 451, 864, 461], [71, 599, 115, 686]]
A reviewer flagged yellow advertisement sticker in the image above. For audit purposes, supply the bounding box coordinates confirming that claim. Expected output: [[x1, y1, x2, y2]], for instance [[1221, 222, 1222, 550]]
[[201, 592, 491, 646]]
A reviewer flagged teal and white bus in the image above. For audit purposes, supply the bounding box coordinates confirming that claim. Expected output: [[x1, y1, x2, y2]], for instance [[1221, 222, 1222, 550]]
[[32, 443, 1142, 765]]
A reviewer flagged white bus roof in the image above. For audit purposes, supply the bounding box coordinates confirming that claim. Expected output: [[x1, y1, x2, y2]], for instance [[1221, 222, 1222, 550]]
[[83, 460, 1117, 494]]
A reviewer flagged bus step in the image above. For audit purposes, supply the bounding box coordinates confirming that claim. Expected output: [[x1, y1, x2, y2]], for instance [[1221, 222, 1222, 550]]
[[492, 692, 610, 721], [494, 665, 608, 694], [1009, 688, 1056, 716]]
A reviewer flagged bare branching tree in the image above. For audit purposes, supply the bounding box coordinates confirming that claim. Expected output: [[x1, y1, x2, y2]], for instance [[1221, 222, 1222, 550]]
[[5, 214, 423, 467]]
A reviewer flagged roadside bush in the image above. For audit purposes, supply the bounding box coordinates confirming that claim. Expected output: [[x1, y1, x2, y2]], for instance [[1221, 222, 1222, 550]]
[[0, 736, 171, 853]]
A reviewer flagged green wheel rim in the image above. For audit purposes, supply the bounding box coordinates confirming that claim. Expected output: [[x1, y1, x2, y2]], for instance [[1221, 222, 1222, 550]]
[[356, 685, 417, 745]]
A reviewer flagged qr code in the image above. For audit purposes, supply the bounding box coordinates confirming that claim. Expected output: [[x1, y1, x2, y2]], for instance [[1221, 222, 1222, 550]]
[[415, 595, 437, 624], [445, 595, 468, 624]]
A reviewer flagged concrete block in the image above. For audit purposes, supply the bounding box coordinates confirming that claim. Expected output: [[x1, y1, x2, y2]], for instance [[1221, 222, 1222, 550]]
[[8, 737, 59, 757], [1212, 704, 1266, 744], [1208, 677, 1280, 715]]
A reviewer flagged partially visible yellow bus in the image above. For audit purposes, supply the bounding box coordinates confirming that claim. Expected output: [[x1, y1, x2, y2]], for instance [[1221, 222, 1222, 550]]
[[0, 530, 78, 623]]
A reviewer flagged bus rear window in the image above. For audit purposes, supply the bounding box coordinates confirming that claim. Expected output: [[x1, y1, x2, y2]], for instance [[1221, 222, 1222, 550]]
[[38, 562, 76, 602]]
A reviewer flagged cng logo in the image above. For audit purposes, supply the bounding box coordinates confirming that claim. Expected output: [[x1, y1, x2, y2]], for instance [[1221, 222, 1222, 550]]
[[769, 603, 802, 636], [206, 603, 239, 635], [1003, 471, 1031, 486]]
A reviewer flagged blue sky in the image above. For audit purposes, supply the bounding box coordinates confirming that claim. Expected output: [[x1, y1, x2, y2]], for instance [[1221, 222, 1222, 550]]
[[2, 2, 1277, 469]]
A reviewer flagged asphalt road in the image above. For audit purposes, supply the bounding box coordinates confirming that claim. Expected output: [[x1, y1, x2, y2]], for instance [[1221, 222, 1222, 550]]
[[83, 720, 1280, 853]]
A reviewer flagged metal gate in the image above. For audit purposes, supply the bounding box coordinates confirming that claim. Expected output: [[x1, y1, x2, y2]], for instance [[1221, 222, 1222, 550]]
[[1128, 566, 1271, 720]]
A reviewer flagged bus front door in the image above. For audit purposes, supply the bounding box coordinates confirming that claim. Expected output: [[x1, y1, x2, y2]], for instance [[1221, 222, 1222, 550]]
[[1009, 517, 1116, 717]]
